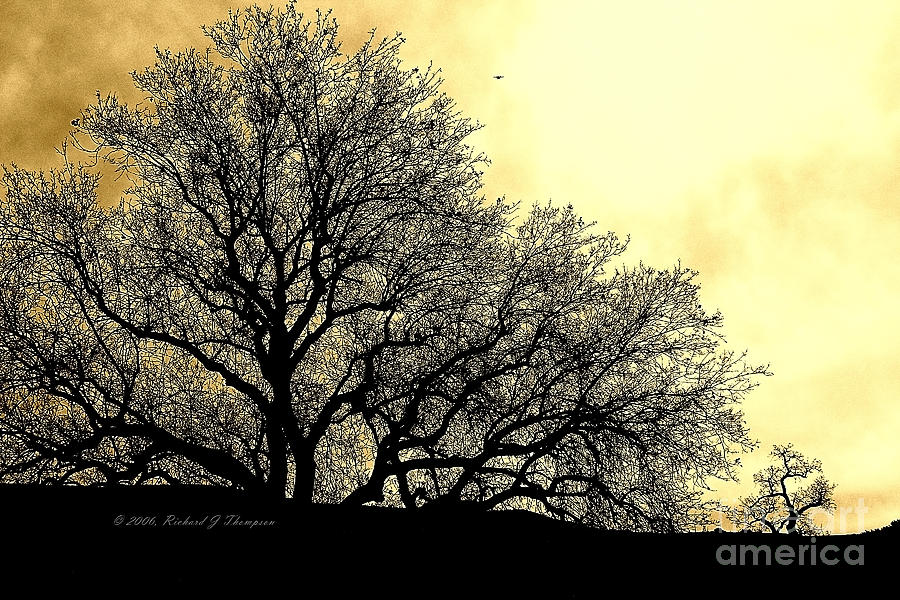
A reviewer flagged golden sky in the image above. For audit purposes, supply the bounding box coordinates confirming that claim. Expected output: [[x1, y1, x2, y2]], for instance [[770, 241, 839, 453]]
[[2, 0, 898, 531]]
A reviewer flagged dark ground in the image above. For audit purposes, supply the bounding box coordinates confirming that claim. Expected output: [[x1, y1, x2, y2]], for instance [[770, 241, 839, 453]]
[[1, 485, 893, 595]]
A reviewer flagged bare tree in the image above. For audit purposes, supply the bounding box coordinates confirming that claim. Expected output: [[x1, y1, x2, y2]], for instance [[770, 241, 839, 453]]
[[725, 444, 836, 535], [0, 3, 767, 531]]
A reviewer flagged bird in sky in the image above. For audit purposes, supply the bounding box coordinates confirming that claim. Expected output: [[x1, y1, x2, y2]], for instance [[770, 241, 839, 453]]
[[493, 75, 504, 79]]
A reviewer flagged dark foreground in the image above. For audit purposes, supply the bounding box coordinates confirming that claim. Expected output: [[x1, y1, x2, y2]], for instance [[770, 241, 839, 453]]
[[1, 485, 893, 594]]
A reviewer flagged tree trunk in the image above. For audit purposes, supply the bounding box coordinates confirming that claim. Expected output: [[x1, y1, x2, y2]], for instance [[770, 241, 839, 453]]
[[292, 445, 317, 505], [264, 416, 288, 500], [785, 510, 801, 535], [343, 459, 388, 506]]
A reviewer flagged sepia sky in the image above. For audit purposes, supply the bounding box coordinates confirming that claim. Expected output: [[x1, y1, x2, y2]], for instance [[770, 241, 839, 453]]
[[2, 0, 898, 531]]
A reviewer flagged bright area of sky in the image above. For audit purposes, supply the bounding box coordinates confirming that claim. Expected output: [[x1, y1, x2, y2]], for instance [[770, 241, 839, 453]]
[[0, 1, 897, 531]]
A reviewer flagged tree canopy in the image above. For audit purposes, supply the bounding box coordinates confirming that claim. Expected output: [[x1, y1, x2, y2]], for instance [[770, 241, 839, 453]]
[[0, 4, 767, 532]]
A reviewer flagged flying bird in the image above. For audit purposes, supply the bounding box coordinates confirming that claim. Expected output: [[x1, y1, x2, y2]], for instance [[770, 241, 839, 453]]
[[493, 75, 504, 79]]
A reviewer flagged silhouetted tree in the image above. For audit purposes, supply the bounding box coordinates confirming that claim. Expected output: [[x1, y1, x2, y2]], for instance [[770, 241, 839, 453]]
[[725, 444, 836, 535], [0, 3, 766, 531]]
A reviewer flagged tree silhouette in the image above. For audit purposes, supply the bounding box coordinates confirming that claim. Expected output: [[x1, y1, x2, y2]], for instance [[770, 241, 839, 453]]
[[0, 3, 767, 531], [725, 444, 836, 535]]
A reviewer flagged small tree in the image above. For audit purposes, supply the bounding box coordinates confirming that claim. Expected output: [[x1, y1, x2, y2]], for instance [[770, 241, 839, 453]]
[[727, 444, 836, 535]]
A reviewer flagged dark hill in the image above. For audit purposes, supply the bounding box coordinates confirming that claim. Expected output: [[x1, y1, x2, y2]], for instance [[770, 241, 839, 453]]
[[0, 485, 892, 594]]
